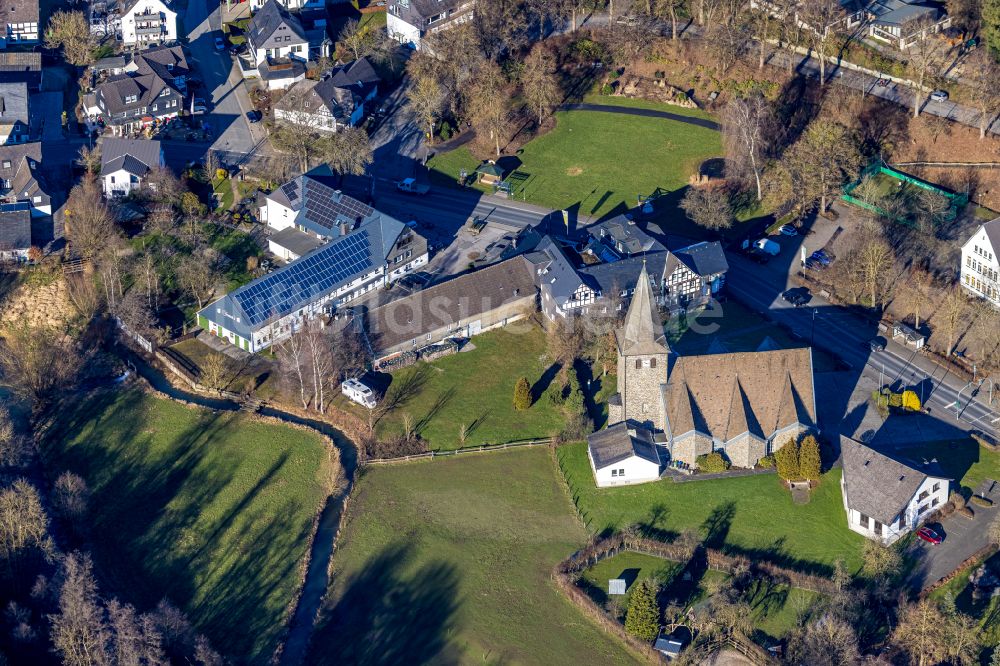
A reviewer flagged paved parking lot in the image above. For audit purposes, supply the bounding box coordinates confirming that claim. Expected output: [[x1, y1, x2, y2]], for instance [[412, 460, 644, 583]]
[[907, 479, 999, 591]]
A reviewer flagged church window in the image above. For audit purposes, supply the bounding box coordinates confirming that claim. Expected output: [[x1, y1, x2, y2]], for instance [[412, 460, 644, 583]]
[[650, 358, 657, 368], [635, 359, 641, 369]]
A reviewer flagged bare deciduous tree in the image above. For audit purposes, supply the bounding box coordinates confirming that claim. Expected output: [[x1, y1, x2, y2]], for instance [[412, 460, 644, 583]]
[[787, 119, 861, 212], [852, 225, 895, 310], [325, 126, 373, 177], [680, 187, 733, 230], [723, 94, 772, 201], [49, 552, 111, 666], [800, 0, 842, 84], [176, 250, 221, 310], [45, 11, 96, 66], [465, 61, 511, 157], [65, 179, 117, 259], [522, 47, 561, 125], [939, 285, 972, 357], [966, 48, 1000, 139], [52, 472, 89, 523], [0, 324, 84, 402], [406, 75, 445, 144]]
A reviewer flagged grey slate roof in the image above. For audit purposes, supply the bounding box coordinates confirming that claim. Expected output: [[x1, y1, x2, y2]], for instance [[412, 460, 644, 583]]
[[869, 0, 939, 25], [981, 218, 1000, 256], [248, 0, 307, 51], [0, 143, 47, 206], [841, 437, 948, 525], [589, 215, 666, 256], [390, 0, 467, 29], [587, 421, 660, 470], [580, 251, 668, 299], [669, 241, 728, 277], [100, 138, 161, 177], [615, 262, 670, 356], [0, 82, 29, 127], [269, 226, 323, 257], [0, 205, 31, 252], [0, 53, 41, 89], [131, 45, 189, 81]]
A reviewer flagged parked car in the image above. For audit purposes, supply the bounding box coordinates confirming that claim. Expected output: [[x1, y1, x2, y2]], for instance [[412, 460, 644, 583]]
[[930, 90, 949, 102], [869, 336, 887, 352], [810, 249, 833, 266], [246, 110, 262, 123], [779, 224, 798, 236], [804, 258, 824, 270], [214, 36, 226, 51], [754, 238, 781, 256], [917, 526, 943, 544], [781, 288, 810, 307]]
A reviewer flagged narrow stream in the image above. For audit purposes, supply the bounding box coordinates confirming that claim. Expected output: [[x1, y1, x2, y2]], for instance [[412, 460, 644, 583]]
[[121, 347, 355, 665]]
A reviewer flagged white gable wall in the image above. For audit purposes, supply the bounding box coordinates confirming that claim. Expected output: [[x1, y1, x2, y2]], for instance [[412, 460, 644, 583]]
[[121, 0, 178, 45], [960, 224, 1000, 306], [842, 473, 948, 544], [589, 449, 661, 488], [102, 168, 142, 196]]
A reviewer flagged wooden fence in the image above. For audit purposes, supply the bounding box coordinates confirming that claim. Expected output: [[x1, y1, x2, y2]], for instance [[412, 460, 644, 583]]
[[363, 438, 554, 465]]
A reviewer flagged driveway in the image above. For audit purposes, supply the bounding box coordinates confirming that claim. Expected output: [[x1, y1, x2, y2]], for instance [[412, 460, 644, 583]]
[[907, 478, 1000, 592], [182, 0, 267, 161]]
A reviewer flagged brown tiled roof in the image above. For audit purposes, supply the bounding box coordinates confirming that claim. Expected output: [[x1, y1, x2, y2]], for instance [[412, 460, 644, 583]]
[[366, 257, 536, 353], [662, 348, 815, 441], [0, 1, 39, 26], [615, 262, 669, 356]]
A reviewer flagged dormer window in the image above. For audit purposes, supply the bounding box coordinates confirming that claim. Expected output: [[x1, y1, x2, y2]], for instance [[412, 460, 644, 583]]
[[159, 88, 169, 96], [125, 94, 138, 104]]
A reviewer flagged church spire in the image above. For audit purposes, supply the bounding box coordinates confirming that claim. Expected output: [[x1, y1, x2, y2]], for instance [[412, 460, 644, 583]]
[[617, 262, 670, 356]]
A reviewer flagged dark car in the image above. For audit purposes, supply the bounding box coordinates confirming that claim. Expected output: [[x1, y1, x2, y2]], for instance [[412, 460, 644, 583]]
[[746, 248, 770, 265], [917, 526, 943, 544], [810, 249, 833, 266], [781, 288, 810, 307], [246, 110, 262, 123], [869, 336, 887, 352]]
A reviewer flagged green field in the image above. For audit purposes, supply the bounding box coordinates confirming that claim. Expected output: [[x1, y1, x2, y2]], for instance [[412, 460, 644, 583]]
[[43, 388, 337, 663], [427, 103, 722, 220], [558, 442, 865, 573], [307, 448, 639, 665], [580, 551, 818, 641], [345, 326, 568, 450]]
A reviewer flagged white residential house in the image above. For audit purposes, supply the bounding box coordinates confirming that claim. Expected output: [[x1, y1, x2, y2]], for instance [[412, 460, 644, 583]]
[[841, 437, 950, 544], [120, 0, 178, 46], [273, 57, 381, 132], [249, 0, 325, 10], [587, 421, 663, 487], [99, 138, 164, 197], [387, 0, 475, 49], [960, 217, 1000, 307], [244, 0, 310, 90]]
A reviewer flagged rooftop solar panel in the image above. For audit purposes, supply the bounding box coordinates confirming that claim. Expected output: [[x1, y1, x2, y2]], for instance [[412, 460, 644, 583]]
[[282, 180, 300, 203], [233, 231, 374, 327]]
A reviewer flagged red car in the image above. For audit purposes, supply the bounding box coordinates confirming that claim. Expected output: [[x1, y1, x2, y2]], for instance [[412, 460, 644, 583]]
[[917, 526, 943, 545]]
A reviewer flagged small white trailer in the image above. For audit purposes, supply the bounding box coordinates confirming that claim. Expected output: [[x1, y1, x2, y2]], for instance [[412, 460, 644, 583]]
[[341, 378, 378, 408]]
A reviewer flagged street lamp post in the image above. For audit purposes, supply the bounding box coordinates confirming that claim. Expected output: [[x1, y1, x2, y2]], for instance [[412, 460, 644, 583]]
[[811, 309, 817, 346]]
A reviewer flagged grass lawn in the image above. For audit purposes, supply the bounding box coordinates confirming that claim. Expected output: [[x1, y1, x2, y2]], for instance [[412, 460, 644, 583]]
[[169, 338, 281, 400], [580, 551, 818, 641], [558, 442, 865, 574], [343, 326, 568, 450], [213, 176, 235, 211], [307, 448, 639, 665], [42, 388, 336, 664], [427, 102, 722, 220]]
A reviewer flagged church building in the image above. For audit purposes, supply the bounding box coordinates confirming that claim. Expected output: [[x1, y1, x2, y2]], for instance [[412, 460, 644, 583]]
[[589, 263, 817, 482]]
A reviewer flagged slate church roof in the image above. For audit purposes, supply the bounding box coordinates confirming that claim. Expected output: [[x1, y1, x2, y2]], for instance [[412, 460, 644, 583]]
[[615, 262, 669, 356]]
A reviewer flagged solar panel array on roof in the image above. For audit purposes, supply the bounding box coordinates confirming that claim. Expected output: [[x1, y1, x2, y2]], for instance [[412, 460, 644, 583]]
[[0, 201, 30, 213], [233, 231, 374, 326], [302, 179, 374, 231], [282, 180, 299, 203]]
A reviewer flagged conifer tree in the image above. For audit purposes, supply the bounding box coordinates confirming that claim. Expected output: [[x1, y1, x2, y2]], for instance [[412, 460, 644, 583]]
[[513, 377, 532, 410], [624, 579, 660, 642], [798, 435, 822, 481]]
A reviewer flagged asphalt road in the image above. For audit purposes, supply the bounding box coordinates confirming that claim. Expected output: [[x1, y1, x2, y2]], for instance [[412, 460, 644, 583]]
[[366, 180, 1000, 441], [183, 0, 267, 157], [724, 252, 999, 441], [767, 48, 997, 136]]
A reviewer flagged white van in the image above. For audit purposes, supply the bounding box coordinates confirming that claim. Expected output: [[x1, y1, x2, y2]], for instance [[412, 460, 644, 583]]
[[341, 378, 377, 408]]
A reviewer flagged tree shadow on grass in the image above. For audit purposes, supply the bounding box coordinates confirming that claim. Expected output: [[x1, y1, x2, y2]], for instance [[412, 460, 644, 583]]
[[414, 386, 456, 436], [307, 542, 460, 666], [531, 362, 562, 402]]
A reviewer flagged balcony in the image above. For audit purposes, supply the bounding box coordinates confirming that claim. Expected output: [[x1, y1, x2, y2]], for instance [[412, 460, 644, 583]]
[[136, 24, 165, 36]]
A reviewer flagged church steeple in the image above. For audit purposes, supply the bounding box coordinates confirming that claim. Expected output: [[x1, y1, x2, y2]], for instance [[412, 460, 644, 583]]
[[616, 261, 670, 356]]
